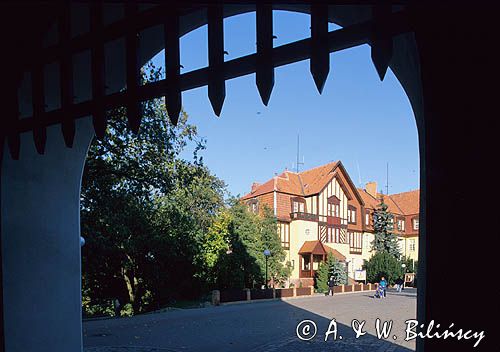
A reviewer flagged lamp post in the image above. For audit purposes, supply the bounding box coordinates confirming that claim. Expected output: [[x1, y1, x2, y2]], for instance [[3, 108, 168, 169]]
[[401, 263, 407, 289], [345, 259, 350, 285], [146, 252, 160, 310], [263, 249, 271, 288]]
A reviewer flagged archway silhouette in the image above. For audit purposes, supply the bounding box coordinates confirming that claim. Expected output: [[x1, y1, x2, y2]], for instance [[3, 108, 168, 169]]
[[4, 3, 493, 352]]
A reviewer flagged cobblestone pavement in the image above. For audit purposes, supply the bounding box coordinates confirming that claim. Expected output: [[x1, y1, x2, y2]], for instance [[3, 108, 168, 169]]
[[84, 289, 416, 352]]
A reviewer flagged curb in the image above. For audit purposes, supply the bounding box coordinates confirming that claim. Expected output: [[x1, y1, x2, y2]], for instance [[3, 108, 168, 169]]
[[219, 289, 378, 306]]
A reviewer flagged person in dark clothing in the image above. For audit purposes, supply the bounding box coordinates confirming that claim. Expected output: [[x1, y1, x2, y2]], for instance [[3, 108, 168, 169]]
[[395, 277, 404, 292], [327, 276, 335, 296]]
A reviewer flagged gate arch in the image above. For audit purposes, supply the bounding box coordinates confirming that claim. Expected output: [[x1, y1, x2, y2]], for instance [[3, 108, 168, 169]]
[[1, 3, 425, 351]]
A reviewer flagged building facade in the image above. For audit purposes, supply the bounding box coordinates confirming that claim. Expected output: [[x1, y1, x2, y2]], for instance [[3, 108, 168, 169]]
[[241, 161, 419, 287]]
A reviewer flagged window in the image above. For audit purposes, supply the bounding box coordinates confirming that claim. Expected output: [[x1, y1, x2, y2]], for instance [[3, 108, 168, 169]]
[[349, 231, 362, 253], [291, 198, 305, 213], [397, 218, 405, 232], [348, 206, 357, 224], [248, 199, 258, 214], [305, 229, 310, 236], [302, 255, 311, 271], [365, 211, 370, 226], [327, 196, 340, 217], [327, 203, 340, 217], [327, 227, 343, 243], [279, 222, 290, 249], [413, 218, 419, 230], [409, 239, 416, 251]]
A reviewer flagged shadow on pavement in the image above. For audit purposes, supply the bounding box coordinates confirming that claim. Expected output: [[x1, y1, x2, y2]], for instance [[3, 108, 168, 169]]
[[84, 292, 417, 352]]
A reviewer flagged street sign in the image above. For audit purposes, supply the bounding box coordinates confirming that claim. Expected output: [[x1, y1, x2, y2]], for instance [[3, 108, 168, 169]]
[[354, 269, 366, 281]]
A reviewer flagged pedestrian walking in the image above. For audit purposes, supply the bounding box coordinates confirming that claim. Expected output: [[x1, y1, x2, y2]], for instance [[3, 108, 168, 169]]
[[327, 276, 335, 296], [395, 277, 404, 292]]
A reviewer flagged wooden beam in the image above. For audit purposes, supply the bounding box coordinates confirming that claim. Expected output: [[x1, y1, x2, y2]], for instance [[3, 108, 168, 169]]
[[90, 2, 107, 140], [310, 3, 330, 94], [255, 3, 274, 106], [125, 2, 142, 133], [207, 4, 225, 116], [59, 2, 75, 148], [32, 63, 46, 155], [164, 5, 182, 126], [7, 10, 412, 136], [371, 3, 393, 81]]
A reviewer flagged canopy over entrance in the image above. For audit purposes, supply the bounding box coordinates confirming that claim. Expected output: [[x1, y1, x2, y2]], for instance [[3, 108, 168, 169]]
[[298, 240, 346, 261]]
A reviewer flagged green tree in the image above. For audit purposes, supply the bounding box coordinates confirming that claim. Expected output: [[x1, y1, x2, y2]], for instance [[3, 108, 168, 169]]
[[203, 201, 291, 290], [259, 206, 291, 287], [316, 253, 347, 293], [81, 63, 226, 315], [363, 252, 404, 286], [371, 199, 401, 259]]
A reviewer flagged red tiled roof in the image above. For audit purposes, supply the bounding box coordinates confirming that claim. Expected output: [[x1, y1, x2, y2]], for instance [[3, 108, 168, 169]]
[[242, 161, 340, 200], [324, 245, 347, 262], [298, 240, 325, 255], [388, 190, 420, 215], [357, 188, 380, 209], [298, 241, 347, 261], [357, 188, 420, 216]]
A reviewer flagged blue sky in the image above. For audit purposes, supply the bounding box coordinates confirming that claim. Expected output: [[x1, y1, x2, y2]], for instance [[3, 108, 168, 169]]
[[150, 11, 419, 197]]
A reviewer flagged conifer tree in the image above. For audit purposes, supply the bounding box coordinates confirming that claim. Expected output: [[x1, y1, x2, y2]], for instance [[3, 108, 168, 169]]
[[371, 199, 401, 259]]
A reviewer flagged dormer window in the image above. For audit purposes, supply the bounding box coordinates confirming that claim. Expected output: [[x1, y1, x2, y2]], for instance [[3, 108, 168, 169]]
[[347, 205, 357, 224], [413, 218, 419, 230], [291, 197, 306, 213], [247, 199, 259, 214], [327, 196, 340, 217], [397, 217, 405, 231]]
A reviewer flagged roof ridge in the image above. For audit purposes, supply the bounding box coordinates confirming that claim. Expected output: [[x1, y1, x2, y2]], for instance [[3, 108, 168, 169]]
[[297, 173, 306, 195], [386, 194, 405, 214], [389, 189, 420, 196], [358, 187, 380, 202], [298, 160, 338, 175]]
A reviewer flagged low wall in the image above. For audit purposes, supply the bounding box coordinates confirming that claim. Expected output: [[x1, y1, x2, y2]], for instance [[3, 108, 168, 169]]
[[250, 288, 274, 300], [327, 283, 379, 294], [296, 287, 312, 296], [216, 283, 379, 305], [275, 288, 294, 298], [220, 289, 247, 303], [216, 286, 314, 304]]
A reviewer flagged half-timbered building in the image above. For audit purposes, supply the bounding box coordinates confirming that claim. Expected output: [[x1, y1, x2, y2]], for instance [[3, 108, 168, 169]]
[[242, 161, 420, 287]]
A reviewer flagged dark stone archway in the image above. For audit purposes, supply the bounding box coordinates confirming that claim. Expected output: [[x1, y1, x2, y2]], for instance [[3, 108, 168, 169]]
[[0, 2, 495, 352]]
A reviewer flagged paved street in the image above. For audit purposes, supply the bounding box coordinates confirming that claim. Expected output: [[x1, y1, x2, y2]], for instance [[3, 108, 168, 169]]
[[84, 289, 416, 352]]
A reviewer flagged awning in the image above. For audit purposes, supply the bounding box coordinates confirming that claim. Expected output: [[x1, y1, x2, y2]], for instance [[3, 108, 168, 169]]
[[298, 240, 347, 262]]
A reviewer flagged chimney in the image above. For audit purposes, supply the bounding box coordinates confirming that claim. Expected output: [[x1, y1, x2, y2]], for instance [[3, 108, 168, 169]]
[[251, 182, 261, 193], [365, 182, 377, 198]]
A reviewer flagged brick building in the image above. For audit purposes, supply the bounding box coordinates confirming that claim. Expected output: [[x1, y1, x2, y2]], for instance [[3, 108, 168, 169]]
[[241, 161, 419, 287]]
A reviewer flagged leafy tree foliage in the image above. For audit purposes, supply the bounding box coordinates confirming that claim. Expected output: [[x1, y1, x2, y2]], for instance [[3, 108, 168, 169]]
[[259, 206, 291, 287], [200, 201, 290, 290], [82, 64, 290, 316], [363, 252, 404, 285], [371, 199, 401, 259], [81, 64, 226, 315], [316, 253, 347, 293]]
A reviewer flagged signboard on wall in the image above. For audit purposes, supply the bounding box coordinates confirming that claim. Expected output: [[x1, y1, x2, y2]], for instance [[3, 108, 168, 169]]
[[354, 269, 366, 281]]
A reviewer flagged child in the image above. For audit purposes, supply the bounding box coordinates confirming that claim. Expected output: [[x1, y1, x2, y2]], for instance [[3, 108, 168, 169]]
[[379, 276, 387, 298]]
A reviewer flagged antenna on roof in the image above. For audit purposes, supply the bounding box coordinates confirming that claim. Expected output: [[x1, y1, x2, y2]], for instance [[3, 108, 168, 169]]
[[356, 160, 362, 187], [386, 162, 389, 195], [296, 134, 305, 172]]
